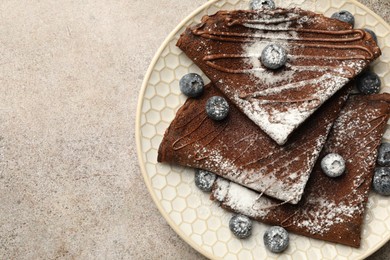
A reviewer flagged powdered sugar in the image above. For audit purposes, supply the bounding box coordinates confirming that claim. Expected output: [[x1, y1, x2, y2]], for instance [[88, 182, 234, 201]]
[[214, 180, 275, 218], [296, 197, 362, 235], [200, 131, 328, 204], [243, 23, 299, 33], [213, 178, 230, 202], [232, 75, 348, 145]]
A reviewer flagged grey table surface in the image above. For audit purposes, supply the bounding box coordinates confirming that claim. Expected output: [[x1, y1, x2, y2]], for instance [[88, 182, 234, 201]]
[[0, 0, 389, 259]]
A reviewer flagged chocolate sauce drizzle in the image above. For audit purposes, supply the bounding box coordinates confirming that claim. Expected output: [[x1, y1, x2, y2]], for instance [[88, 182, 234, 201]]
[[172, 113, 228, 157], [191, 9, 376, 77], [243, 133, 325, 185], [203, 53, 357, 78]]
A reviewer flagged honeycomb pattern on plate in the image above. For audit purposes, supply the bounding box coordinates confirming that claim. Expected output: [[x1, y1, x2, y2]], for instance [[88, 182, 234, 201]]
[[137, 0, 390, 259]]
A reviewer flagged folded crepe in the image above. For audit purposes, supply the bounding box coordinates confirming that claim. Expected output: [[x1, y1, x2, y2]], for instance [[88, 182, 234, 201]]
[[158, 83, 352, 203], [211, 93, 390, 247], [177, 8, 381, 144]]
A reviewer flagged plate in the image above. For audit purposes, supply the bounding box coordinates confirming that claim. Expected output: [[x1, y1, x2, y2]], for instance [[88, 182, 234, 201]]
[[135, 0, 390, 259]]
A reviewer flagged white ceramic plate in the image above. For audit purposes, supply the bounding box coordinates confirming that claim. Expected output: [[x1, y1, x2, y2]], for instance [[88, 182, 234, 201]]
[[136, 0, 390, 259]]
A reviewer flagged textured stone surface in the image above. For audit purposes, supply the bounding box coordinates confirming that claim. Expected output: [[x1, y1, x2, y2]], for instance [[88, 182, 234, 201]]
[[0, 0, 389, 259]]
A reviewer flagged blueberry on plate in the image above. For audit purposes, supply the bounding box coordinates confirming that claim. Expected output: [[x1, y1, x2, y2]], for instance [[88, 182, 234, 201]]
[[364, 28, 378, 44], [377, 143, 390, 166], [195, 169, 216, 192], [356, 71, 381, 95], [179, 73, 204, 97], [263, 226, 289, 253], [261, 44, 287, 70], [321, 153, 346, 178], [373, 167, 390, 196], [206, 96, 229, 120], [249, 0, 276, 10], [331, 10, 355, 27], [229, 214, 253, 239]]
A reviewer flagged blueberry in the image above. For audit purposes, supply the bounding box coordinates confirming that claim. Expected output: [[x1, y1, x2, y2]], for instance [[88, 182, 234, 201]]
[[229, 214, 253, 239], [365, 28, 378, 44], [261, 44, 287, 70], [206, 96, 229, 120], [263, 226, 289, 253], [179, 73, 204, 97], [321, 153, 346, 178], [249, 0, 276, 10], [377, 143, 390, 166], [373, 167, 390, 196], [356, 71, 381, 95], [331, 10, 355, 27], [195, 169, 216, 192]]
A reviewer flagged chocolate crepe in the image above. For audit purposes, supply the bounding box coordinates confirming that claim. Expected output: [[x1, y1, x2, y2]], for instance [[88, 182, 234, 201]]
[[177, 8, 381, 144], [211, 93, 390, 247], [158, 83, 351, 203]]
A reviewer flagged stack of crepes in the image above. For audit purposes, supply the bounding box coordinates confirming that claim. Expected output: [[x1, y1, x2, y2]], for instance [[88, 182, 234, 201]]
[[157, 7, 390, 247]]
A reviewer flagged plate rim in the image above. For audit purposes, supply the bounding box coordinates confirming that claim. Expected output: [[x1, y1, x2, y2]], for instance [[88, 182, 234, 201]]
[[135, 0, 390, 259], [135, 1, 220, 259]]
